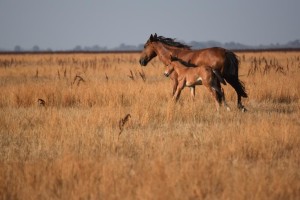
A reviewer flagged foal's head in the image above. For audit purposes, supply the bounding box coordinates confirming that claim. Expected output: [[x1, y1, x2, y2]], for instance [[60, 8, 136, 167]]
[[163, 64, 175, 77], [163, 55, 180, 77]]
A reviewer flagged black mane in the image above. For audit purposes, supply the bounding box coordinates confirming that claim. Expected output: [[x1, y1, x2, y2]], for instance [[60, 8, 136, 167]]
[[155, 36, 191, 50]]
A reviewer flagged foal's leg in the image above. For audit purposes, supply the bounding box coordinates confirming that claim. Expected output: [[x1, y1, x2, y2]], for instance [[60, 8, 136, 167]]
[[173, 80, 185, 102], [190, 86, 195, 99], [172, 79, 178, 96], [204, 83, 221, 111], [169, 71, 178, 96]]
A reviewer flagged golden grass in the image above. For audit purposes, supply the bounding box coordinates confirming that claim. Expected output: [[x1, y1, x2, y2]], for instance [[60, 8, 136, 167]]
[[0, 51, 299, 199]]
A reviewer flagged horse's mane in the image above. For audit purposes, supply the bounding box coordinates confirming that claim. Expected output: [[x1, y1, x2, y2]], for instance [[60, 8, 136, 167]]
[[156, 36, 191, 50]]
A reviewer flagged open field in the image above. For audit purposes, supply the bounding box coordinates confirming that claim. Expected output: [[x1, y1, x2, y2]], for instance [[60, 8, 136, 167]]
[[0, 51, 299, 199]]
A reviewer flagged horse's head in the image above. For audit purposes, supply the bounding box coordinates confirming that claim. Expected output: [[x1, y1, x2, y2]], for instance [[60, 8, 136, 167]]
[[163, 64, 174, 77], [139, 34, 159, 66]]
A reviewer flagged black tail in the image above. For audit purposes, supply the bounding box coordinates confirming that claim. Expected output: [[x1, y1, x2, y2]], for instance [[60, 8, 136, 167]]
[[224, 50, 248, 98], [224, 50, 239, 76], [225, 75, 248, 98]]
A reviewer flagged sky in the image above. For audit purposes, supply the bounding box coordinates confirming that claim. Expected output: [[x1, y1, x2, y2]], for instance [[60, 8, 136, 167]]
[[0, 0, 299, 50]]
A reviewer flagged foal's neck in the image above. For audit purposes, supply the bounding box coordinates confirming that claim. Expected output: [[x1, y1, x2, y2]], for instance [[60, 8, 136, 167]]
[[172, 61, 188, 75]]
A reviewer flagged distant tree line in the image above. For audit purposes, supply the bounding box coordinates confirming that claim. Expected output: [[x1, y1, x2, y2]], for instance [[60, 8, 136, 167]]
[[3, 39, 300, 52]]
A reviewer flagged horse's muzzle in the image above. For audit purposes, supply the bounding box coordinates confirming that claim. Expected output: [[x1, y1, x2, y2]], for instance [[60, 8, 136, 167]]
[[139, 58, 147, 66]]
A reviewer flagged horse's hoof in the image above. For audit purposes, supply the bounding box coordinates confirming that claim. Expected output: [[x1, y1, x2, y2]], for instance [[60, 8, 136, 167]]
[[238, 104, 247, 112]]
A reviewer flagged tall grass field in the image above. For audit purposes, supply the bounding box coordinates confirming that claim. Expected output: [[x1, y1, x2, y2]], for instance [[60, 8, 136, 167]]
[[0, 51, 299, 199]]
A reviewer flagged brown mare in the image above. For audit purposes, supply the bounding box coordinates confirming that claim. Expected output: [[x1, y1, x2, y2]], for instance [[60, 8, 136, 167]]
[[166, 55, 231, 111], [139, 33, 248, 111]]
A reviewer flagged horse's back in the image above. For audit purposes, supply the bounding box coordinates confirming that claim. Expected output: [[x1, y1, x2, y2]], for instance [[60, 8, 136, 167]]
[[195, 47, 226, 58], [190, 47, 226, 69]]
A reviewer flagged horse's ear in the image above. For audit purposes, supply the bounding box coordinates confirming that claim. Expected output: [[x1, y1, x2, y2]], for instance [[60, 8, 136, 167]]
[[154, 33, 157, 38], [149, 34, 153, 41]]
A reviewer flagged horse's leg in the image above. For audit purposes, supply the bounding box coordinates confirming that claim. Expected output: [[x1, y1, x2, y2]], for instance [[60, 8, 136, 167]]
[[224, 75, 247, 112], [202, 79, 221, 111], [207, 85, 221, 111], [208, 74, 225, 111], [221, 88, 231, 111], [172, 79, 178, 96], [169, 72, 178, 96], [210, 79, 226, 111], [190, 86, 195, 99], [173, 80, 185, 102], [212, 79, 231, 111], [237, 95, 247, 112]]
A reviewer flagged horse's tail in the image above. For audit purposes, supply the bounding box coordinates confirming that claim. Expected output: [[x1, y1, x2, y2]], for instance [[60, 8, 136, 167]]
[[224, 50, 248, 98]]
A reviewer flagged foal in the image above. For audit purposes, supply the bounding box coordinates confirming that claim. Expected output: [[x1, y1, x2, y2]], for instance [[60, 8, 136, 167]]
[[164, 56, 231, 111]]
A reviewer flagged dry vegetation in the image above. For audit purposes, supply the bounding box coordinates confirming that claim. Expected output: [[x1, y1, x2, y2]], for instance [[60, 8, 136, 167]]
[[0, 51, 299, 200]]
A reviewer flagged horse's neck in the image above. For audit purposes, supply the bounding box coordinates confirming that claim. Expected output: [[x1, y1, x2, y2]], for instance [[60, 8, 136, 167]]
[[164, 45, 189, 56], [153, 43, 174, 65]]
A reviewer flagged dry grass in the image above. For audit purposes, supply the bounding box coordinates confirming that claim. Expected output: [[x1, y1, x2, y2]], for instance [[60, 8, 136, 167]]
[[0, 51, 299, 200]]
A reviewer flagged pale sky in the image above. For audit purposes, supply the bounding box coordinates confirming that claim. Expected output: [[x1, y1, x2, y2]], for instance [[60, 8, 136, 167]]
[[0, 0, 299, 50]]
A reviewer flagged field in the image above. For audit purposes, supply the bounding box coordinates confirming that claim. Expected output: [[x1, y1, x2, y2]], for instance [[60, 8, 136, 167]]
[[0, 51, 299, 199]]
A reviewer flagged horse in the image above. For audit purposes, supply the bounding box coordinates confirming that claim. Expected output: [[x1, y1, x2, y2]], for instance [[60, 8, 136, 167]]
[[165, 55, 231, 111], [139, 34, 229, 111], [139, 33, 248, 111]]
